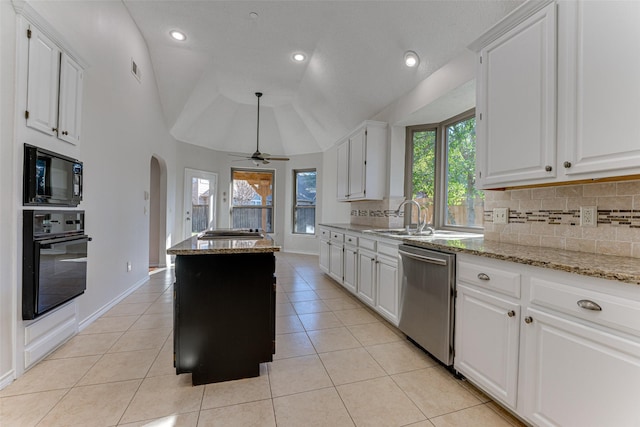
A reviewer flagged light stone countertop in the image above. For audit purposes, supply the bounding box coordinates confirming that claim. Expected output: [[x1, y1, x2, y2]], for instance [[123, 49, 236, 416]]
[[167, 234, 280, 255], [319, 223, 640, 285]]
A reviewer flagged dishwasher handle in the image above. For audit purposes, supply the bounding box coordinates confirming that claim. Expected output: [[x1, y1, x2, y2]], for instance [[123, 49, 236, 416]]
[[398, 249, 448, 266]]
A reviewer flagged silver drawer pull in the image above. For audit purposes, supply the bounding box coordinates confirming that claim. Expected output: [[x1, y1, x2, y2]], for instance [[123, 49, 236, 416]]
[[577, 299, 602, 311], [507, 310, 515, 318], [477, 273, 490, 281]]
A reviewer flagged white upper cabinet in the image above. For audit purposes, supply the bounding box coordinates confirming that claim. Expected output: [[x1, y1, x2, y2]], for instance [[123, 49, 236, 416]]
[[25, 24, 84, 145], [336, 121, 387, 201], [471, 1, 557, 189], [26, 25, 60, 137], [558, 0, 640, 177], [57, 52, 84, 145], [473, 0, 640, 189]]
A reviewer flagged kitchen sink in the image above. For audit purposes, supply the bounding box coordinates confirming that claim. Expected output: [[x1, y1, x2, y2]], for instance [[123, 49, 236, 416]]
[[198, 229, 263, 239], [370, 229, 482, 240]]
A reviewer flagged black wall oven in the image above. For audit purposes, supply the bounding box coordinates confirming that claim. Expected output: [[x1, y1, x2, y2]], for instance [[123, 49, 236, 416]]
[[23, 210, 91, 320]]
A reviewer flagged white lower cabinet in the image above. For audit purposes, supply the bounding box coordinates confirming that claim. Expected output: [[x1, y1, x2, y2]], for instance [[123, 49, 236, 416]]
[[357, 248, 376, 307], [319, 238, 330, 274], [455, 284, 520, 409], [343, 244, 358, 295], [521, 307, 640, 427], [328, 241, 344, 283], [455, 253, 640, 426], [375, 253, 399, 325]]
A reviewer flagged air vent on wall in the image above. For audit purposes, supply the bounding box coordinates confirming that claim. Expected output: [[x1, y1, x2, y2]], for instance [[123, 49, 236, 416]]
[[131, 58, 141, 82]]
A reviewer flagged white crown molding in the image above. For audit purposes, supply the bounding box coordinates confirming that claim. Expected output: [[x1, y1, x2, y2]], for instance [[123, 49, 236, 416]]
[[11, 0, 89, 68], [468, 0, 555, 52]]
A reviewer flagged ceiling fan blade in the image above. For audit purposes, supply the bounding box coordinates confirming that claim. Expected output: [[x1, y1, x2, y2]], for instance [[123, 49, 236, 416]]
[[228, 153, 250, 158], [264, 156, 290, 161]]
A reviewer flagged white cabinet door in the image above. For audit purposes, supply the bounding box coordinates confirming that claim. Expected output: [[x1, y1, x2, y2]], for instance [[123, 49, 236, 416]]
[[454, 284, 520, 409], [521, 307, 640, 427], [558, 0, 640, 177], [375, 254, 399, 325], [357, 249, 376, 307], [336, 140, 349, 201], [329, 242, 344, 283], [348, 127, 366, 199], [26, 25, 60, 136], [57, 52, 83, 145], [474, 2, 556, 188], [343, 245, 358, 295], [319, 238, 330, 274]]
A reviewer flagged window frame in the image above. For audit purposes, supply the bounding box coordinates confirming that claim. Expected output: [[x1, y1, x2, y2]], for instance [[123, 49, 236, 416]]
[[230, 167, 276, 233], [292, 168, 317, 235], [405, 108, 482, 232]]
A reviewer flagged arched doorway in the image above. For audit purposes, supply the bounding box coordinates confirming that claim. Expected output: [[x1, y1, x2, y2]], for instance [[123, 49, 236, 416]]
[[149, 155, 167, 268]]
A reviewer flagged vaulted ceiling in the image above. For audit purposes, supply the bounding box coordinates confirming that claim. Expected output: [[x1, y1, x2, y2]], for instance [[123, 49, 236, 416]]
[[123, 1, 521, 157]]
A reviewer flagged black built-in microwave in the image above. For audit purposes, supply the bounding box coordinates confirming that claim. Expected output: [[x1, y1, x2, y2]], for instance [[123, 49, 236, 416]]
[[23, 143, 83, 206]]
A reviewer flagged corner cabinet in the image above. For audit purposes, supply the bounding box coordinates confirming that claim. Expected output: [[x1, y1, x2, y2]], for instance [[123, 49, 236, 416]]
[[471, 0, 557, 188], [455, 252, 640, 425], [472, 0, 640, 189], [336, 121, 387, 201], [25, 24, 84, 145]]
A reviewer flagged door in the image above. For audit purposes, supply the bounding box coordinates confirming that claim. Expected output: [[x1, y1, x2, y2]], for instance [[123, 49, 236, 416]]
[[184, 168, 217, 239], [376, 254, 399, 325], [329, 242, 344, 283], [348, 127, 366, 199], [559, 0, 640, 177], [454, 284, 520, 409], [343, 245, 358, 295], [476, 3, 556, 187], [319, 238, 330, 274], [57, 52, 83, 145], [336, 140, 349, 201], [26, 25, 60, 136], [357, 249, 376, 307], [521, 307, 640, 426]]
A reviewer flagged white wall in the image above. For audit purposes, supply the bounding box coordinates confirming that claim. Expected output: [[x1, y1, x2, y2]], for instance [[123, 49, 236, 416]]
[[4, 0, 178, 380], [0, 0, 18, 389]]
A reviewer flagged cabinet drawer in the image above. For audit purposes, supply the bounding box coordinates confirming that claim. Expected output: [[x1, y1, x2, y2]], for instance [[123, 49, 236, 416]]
[[377, 242, 399, 258], [529, 277, 640, 337], [458, 260, 521, 298], [319, 228, 330, 240], [359, 237, 376, 251], [331, 231, 344, 242], [344, 233, 358, 246]]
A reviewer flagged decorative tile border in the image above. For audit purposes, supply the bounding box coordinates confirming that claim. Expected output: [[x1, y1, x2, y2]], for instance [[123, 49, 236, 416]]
[[484, 209, 640, 228]]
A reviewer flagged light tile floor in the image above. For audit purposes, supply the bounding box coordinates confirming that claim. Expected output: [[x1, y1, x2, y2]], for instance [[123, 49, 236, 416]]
[[0, 253, 527, 426]]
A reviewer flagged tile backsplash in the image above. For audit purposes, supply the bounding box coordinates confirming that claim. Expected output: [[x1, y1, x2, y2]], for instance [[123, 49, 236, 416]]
[[484, 180, 640, 258], [349, 196, 406, 229]]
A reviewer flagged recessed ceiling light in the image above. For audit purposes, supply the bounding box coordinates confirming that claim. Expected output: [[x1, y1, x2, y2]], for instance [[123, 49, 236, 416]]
[[249, 12, 259, 20], [404, 50, 419, 67], [292, 53, 306, 62], [169, 30, 186, 41]]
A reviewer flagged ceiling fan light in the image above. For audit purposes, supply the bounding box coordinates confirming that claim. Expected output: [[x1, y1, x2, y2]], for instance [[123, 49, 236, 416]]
[[292, 52, 306, 62], [404, 50, 419, 67], [169, 30, 186, 41]]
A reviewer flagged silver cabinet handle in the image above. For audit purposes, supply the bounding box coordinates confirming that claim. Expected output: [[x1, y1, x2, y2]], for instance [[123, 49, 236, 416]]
[[545, 165, 552, 172], [507, 310, 515, 318], [577, 300, 602, 311], [477, 273, 490, 281], [524, 316, 533, 324]]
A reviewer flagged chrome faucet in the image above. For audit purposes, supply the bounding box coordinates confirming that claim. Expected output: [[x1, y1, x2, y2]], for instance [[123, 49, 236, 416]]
[[395, 199, 433, 234]]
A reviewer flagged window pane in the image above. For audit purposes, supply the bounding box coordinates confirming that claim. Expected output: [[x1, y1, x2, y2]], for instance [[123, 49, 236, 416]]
[[445, 117, 484, 227], [411, 130, 436, 225], [293, 170, 316, 234], [231, 169, 274, 232]]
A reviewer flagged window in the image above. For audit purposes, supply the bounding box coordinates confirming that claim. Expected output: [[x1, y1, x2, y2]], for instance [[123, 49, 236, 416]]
[[405, 110, 483, 230], [293, 169, 316, 234], [231, 169, 274, 233]]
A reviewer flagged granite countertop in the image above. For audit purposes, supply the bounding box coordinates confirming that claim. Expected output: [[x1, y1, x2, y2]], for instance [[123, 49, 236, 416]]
[[319, 223, 640, 285], [167, 234, 280, 255]]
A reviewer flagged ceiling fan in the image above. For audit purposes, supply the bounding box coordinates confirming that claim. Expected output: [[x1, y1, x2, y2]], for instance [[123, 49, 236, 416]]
[[231, 92, 290, 165]]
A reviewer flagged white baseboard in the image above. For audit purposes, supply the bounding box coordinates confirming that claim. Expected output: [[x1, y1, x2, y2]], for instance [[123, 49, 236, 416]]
[[78, 275, 150, 332], [0, 369, 16, 390]]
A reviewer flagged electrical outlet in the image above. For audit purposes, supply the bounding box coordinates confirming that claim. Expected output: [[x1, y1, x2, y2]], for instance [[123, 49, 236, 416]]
[[493, 207, 509, 224], [580, 206, 597, 227], [127, 261, 132, 272]]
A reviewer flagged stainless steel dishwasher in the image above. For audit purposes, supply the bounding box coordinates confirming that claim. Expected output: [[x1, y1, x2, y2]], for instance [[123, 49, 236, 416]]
[[398, 244, 455, 366]]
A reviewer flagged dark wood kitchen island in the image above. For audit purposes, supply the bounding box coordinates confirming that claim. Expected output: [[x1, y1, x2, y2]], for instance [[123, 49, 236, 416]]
[[167, 233, 280, 385]]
